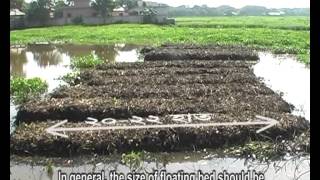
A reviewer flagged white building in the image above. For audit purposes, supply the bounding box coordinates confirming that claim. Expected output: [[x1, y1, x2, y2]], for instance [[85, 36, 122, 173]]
[[267, 11, 285, 16]]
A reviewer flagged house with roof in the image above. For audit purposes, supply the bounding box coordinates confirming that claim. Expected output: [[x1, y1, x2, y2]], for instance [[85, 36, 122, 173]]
[[10, 9, 25, 29], [112, 7, 128, 16], [128, 0, 169, 16]]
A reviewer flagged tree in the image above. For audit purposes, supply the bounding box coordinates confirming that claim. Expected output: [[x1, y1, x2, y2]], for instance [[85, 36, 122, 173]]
[[239, 6, 268, 16], [53, 0, 68, 18], [10, 0, 24, 10], [21, 1, 30, 12], [116, 0, 138, 10], [65, 0, 74, 6], [91, 0, 115, 22], [26, 0, 51, 24]]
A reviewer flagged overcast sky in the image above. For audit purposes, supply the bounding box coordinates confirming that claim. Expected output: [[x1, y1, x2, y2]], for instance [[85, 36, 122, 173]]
[[24, 0, 310, 9]]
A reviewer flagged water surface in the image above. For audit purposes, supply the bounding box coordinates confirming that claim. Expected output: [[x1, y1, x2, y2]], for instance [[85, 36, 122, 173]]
[[10, 152, 310, 180], [10, 44, 143, 91], [253, 52, 310, 121]]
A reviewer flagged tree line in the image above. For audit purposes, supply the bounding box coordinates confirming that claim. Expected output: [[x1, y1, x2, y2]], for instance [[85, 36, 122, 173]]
[[10, 0, 141, 23], [167, 5, 310, 17], [10, 0, 310, 24]]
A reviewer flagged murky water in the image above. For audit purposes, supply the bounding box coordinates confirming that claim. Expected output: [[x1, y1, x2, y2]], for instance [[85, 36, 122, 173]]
[[253, 52, 310, 121], [10, 152, 310, 180], [10, 44, 144, 132], [10, 45, 310, 180], [10, 44, 143, 91]]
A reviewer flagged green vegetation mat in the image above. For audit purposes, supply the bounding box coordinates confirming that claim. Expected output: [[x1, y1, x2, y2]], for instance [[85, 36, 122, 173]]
[[10, 16, 310, 64]]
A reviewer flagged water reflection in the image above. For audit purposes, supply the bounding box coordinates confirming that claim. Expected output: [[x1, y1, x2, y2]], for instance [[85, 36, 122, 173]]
[[10, 44, 143, 91], [27, 45, 63, 67], [10, 47, 27, 77], [53, 44, 141, 63]]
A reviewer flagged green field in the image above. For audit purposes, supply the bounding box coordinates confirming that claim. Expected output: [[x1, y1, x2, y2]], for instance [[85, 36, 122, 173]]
[[176, 16, 310, 30], [10, 16, 310, 64]]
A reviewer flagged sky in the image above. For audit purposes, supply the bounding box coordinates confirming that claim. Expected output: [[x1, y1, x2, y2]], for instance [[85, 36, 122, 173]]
[[24, 0, 310, 9]]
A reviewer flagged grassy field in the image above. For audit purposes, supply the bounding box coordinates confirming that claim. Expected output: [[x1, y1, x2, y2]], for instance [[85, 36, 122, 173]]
[[10, 16, 310, 64], [175, 16, 310, 30]]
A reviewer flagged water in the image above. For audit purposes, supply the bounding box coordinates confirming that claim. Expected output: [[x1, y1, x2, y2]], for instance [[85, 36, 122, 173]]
[[10, 152, 310, 180], [10, 44, 143, 91], [10, 45, 310, 180], [253, 52, 310, 121], [10, 44, 144, 133], [10, 101, 17, 134]]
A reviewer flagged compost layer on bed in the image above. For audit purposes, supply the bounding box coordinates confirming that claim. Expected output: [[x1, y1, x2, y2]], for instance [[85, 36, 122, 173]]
[[12, 59, 309, 156], [16, 60, 292, 122], [11, 112, 308, 157], [142, 45, 259, 61]]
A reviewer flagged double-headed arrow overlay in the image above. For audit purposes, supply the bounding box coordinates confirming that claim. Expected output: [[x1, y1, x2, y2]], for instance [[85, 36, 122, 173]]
[[46, 115, 279, 138]]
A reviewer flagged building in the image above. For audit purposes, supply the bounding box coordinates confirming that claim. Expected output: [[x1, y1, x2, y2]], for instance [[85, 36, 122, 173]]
[[12, 0, 172, 28], [112, 7, 128, 16], [129, 0, 169, 16], [267, 11, 285, 16], [10, 8, 25, 16], [10, 9, 25, 29]]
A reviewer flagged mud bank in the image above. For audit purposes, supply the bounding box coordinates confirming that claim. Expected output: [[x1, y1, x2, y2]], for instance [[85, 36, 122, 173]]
[[11, 49, 309, 156], [142, 45, 259, 61]]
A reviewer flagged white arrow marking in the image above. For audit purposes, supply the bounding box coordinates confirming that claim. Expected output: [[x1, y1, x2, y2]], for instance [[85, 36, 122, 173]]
[[46, 115, 279, 138]]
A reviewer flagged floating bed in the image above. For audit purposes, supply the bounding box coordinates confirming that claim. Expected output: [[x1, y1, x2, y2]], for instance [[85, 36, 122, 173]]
[[16, 61, 291, 122], [11, 50, 309, 157], [142, 45, 259, 61], [11, 112, 308, 157]]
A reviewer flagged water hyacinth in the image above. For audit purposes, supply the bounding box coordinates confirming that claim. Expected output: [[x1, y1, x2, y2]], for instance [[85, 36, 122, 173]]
[[71, 54, 104, 69], [10, 77, 48, 104]]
